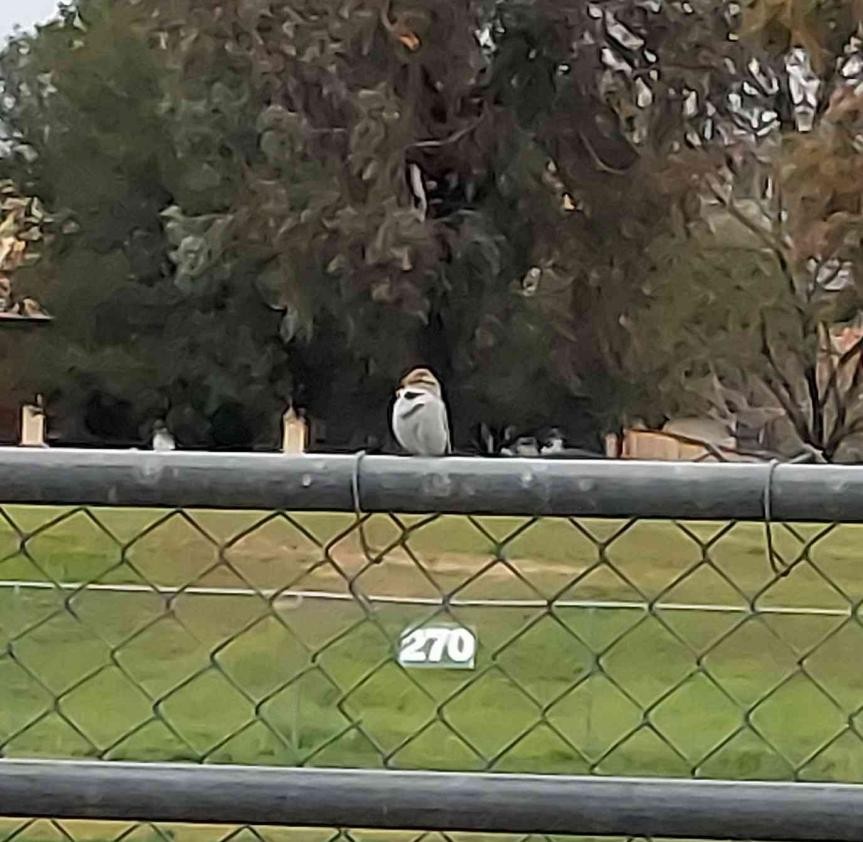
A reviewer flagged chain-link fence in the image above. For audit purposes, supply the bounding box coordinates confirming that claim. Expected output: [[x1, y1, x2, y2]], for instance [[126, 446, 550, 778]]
[[0, 824, 795, 842], [0, 824, 623, 842], [2, 449, 863, 840]]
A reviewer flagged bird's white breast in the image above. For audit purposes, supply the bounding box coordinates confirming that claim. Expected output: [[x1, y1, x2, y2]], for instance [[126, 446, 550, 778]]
[[392, 391, 449, 456]]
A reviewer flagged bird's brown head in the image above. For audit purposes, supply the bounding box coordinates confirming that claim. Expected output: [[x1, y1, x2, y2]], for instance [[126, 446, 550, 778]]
[[398, 367, 442, 398]]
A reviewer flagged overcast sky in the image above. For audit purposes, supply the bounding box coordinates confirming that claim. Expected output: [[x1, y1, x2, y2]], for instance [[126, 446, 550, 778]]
[[0, 0, 59, 40]]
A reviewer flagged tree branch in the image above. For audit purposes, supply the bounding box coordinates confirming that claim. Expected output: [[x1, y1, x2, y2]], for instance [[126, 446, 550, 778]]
[[758, 314, 812, 443], [826, 334, 863, 452], [578, 131, 630, 176], [803, 362, 824, 447], [411, 118, 483, 150], [822, 331, 863, 409], [705, 178, 803, 314]]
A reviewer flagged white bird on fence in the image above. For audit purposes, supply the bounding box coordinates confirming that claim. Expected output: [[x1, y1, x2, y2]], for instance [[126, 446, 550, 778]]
[[391, 367, 451, 456], [152, 420, 175, 452]]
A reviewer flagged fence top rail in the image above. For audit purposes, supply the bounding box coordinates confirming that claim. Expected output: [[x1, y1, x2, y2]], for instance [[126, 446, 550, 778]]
[[0, 759, 861, 840], [0, 447, 860, 521]]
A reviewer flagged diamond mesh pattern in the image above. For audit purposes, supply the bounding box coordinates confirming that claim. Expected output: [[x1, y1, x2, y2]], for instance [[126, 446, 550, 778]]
[[0, 505, 862, 784], [0, 821, 697, 842]]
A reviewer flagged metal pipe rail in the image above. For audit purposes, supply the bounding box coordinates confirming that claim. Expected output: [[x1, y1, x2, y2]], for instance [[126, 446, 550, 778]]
[[0, 447, 861, 520], [0, 761, 860, 840]]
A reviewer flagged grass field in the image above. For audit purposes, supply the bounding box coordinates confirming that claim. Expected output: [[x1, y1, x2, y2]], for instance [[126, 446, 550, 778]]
[[1, 507, 863, 841]]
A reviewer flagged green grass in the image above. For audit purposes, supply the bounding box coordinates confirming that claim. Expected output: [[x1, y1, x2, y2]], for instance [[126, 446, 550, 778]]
[[1, 506, 863, 788]]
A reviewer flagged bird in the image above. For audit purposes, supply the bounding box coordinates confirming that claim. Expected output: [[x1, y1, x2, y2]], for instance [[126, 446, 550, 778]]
[[151, 420, 175, 452], [391, 367, 451, 456]]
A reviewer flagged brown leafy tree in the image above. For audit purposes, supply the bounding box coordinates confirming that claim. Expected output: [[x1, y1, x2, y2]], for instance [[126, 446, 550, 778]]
[[616, 1, 863, 459]]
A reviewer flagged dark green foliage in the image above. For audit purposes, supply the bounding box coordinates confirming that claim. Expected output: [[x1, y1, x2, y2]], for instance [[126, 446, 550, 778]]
[[4, 0, 863, 453]]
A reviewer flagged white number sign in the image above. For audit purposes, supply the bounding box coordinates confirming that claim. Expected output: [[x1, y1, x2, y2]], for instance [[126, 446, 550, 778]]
[[398, 624, 477, 669]]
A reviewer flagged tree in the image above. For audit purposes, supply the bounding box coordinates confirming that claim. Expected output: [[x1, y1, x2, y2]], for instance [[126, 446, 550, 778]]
[[614, 1, 863, 459], [0, 178, 53, 432], [2, 0, 609, 448], [7, 0, 863, 457], [142, 0, 756, 444], [145, 0, 601, 445], [0, 0, 293, 447]]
